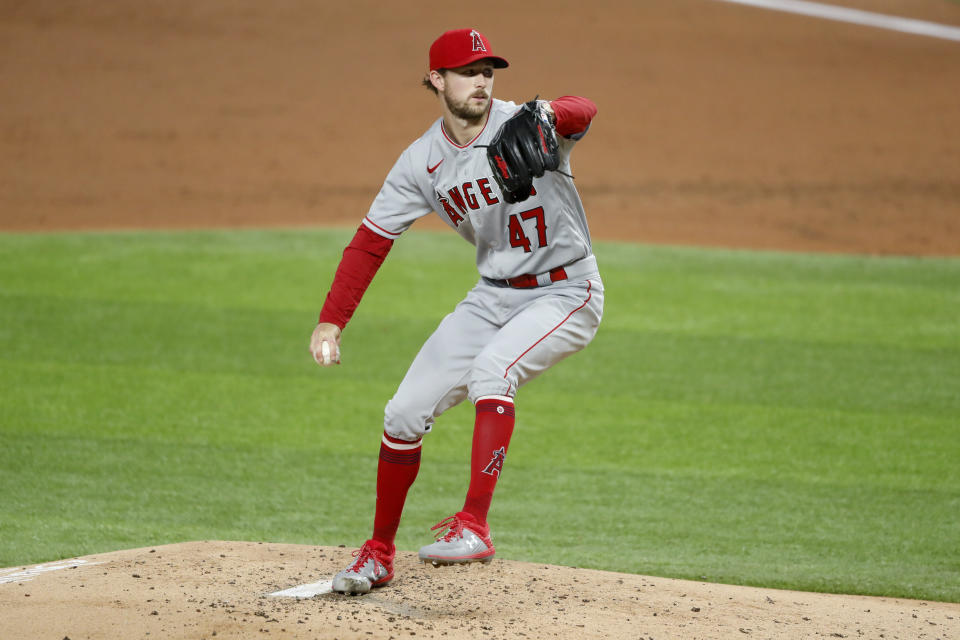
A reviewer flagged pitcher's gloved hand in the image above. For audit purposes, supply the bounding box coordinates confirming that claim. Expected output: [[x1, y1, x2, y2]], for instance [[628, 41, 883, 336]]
[[486, 99, 560, 204]]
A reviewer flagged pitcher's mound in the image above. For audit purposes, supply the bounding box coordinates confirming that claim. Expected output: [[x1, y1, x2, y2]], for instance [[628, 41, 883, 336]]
[[1, 541, 956, 639]]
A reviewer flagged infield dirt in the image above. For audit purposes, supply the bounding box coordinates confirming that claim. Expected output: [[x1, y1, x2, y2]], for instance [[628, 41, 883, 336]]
[[2, 0, 959, 255], [1, 0, 959, 638], [2, 542, 959, 639]]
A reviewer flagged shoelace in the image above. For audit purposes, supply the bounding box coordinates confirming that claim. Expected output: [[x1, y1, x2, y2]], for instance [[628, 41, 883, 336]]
[[348, 543, 387, 575], [430, 514, 466, 542]]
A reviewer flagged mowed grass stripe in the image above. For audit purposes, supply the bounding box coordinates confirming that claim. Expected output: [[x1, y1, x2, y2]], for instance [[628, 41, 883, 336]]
[[0, 228, 957, 602], [3, 295, 955, 416]]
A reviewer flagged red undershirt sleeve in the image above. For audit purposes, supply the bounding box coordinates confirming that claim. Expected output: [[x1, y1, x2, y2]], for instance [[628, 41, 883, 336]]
[[551, 95, 598, 139], [318, 224, 395, 330]]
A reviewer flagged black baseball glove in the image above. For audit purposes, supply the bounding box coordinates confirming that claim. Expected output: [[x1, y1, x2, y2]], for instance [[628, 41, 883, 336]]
[[485, 99, 561, 204]]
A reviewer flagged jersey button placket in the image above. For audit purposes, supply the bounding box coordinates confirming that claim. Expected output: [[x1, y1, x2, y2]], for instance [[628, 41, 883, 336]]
[[456, 152, 471, 181]]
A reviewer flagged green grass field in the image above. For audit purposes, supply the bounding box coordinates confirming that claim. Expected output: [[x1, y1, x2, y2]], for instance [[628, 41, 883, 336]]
[[1, 228, 958, 602]]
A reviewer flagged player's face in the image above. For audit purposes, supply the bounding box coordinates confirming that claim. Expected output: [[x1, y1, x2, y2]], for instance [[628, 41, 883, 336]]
[[441, 61, 495, 121]]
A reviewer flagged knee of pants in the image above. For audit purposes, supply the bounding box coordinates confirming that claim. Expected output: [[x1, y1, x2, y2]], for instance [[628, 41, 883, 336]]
[[383, 395, 434, 441], [467, 359, 514, 404]]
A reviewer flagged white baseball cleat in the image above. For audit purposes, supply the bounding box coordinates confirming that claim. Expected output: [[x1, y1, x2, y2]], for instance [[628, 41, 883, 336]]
[[418, 511, 495, 566], [331, 539, 394, 594]]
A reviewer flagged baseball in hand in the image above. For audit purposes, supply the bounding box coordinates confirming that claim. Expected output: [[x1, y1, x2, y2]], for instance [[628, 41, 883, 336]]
[[321, 341, 332, 366]]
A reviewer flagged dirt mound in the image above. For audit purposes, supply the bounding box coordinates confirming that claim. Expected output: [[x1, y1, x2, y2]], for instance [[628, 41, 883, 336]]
[[2, 541, 957, 639]]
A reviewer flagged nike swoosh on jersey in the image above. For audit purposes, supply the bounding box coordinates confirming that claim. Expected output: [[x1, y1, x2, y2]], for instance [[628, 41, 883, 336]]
[[427, 159, 444, 174]]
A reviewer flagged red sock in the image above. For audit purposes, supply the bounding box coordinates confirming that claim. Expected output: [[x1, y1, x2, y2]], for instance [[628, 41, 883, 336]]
[[372, 432, 422, 548], [462, 396, 516, 525]]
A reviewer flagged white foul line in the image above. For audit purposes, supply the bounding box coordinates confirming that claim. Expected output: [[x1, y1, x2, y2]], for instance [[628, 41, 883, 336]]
[[267, 578, 334, 598], [711, 0, 960, 42], [0, 559, 103, 585]]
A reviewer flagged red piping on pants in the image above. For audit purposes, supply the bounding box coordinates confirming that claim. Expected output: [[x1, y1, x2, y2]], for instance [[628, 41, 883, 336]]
[[502, 280, 593, 395]]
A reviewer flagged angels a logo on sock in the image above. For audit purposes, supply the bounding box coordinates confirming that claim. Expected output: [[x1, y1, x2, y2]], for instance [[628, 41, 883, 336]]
[[481, 446, 506, 477]]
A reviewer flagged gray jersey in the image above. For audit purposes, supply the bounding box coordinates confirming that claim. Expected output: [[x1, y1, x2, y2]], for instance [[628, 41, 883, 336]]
[[363, 99, 593, 280]]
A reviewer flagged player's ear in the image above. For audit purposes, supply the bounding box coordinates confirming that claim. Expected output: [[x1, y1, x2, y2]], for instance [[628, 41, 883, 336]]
[[429, 70, 445, 93]]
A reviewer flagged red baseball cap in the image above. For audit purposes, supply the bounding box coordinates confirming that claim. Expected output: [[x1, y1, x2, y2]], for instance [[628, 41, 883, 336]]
[[429, 29, 509, 71]]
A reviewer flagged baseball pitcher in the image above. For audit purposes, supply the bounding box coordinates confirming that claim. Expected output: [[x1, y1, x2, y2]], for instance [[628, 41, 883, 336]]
[[309, 28, 604, 594]]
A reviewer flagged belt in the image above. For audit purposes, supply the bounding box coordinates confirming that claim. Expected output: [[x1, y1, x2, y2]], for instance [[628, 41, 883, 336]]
[[484, 255, 597, 289], [503, 267, 568, 288]]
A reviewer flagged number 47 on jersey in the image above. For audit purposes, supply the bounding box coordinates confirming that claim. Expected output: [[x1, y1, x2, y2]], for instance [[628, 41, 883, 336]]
[[508, 206, 548, 253]]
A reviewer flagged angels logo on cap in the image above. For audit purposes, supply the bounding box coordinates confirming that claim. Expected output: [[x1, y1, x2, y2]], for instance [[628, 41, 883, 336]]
[[429, 28, 509, 71], [470, 29, 486, 52]]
